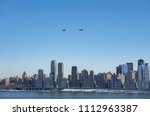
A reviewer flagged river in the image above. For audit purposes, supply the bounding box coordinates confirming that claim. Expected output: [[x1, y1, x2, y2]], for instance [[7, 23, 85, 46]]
[[0, 90, 150, 99]]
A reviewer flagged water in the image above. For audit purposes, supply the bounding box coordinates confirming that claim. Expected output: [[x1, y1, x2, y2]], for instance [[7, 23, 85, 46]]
[[1, 91, 150, 99]]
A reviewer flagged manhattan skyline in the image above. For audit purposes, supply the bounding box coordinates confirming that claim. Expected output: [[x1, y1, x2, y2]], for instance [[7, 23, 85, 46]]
[[0, 59, 149, 90], [0, 0, 150, 78]]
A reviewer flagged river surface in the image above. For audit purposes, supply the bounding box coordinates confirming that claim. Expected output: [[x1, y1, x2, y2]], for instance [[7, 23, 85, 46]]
[[0, 91, 150, 99]]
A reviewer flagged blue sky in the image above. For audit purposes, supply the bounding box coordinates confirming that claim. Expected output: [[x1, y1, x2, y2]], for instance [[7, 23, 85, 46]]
[[0, 0, 150, 78]]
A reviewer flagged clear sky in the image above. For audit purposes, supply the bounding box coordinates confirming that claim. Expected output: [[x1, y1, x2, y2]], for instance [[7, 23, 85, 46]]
[[0, 0, 150, 78]]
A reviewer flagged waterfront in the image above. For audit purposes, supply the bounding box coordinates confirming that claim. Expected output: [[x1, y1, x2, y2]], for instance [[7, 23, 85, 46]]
[[1, 90, 150, 99]]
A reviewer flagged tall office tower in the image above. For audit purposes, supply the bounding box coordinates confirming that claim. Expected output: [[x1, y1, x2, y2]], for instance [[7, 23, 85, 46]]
[[36, 69, 44, 88], [138, 59, 149, 89], [138, 60, 144, 81], [144, 63, 150, 89], [22, 71, 27, 84], [121, 64, 128, 74], [138, 59, 144, 89], [71, 66, 78, 80], [49, 60, 57, 88], [144, 63, 149, 80], [124, 63, 134, 89], [69, 66, 81, 88], [58, 62, 64, 80], [116, 65, 122, 75], [89, 70, 96, 88], [126, 63, 133, 73], [116, 64, 129, 75], [81, 69, 89, 88], [51, 60, 57, 81], [57, 62, 64, 89], [138, 59, 144, 66], [89, 70, 94, 78]]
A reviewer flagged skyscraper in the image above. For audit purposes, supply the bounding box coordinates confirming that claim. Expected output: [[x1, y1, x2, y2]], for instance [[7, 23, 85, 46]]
[[116, 65, 122, 75], [57, 62, 64, 89], [124, 63, 134, 89], [138, 59, 144, 89], [144, 63, 149, 81], [49, 60, 57, 88], [22, 71, 27, 84], [116, 64, 128, 75], [71, 66, 78, 81], [89, 70, 96, 88], [138, 59, 149, 89], [138, 59, 144, 66], [121, 64, 128, 74], [51, 60, 57, 81], [36, 69, 44, 88], [144, 63, 150, 89], [81, 69, 89, 88], [69, 66, 81, 88], [58, 63, 64, 79], [126, 63, 133, 73]]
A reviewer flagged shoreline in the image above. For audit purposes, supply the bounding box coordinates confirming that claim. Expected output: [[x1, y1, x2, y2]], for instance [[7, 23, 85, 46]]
[[0, 89, 150, 94]]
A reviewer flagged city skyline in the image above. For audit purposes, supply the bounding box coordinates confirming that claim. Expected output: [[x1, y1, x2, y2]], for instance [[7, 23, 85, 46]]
[[0, 59, 149, 79], [0, 59, 149, 90], [1, 0, 150, 78]]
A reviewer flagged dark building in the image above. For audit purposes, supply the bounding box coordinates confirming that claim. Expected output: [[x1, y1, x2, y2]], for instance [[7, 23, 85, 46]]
[[49, 60, 57, 88], [111, 74, 123, 89], [126, 63, 133, 73], [94, 73, 107, 88], [36, 69, 44, 89], [81, 69, 95, 88], [138, 59, 144, 66], [69, 66, 81, 88], [89, 70, 96, 88], [81, 69, 89, 88], [116, 65, 122, 75], [124, 71, 137, 89], [71, 66, 78, 80], [22, 71, 27, 84], [57, 62, 64, 89], [58, 63, 64, 79]]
